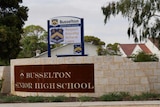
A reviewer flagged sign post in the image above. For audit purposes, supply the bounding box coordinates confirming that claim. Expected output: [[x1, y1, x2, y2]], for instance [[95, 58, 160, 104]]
[[47, 16, 85, 57], [47, 20, 51, 57], [81, 18, 84, 56]]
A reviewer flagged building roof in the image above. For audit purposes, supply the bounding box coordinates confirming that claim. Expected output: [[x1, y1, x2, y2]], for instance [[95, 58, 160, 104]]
[[149, 38, 160, 49], [138, 44, 152, 54], [119, 44, 136, 56], [119, 44, 152, 56]]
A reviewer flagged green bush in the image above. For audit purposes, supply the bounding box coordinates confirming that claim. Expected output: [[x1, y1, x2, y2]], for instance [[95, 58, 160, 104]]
[[100, 92, 122, 101], [0, 79, 3, 92], [26, 96, 45, 102], [132, 51, 159, 62], [132, 92, 160, 100], [3, 95, 24, 103], [49, 96, 67, 102], [78, 96, 92, 102], [0, 92, 160, 103], [100, 92, 131, 101]]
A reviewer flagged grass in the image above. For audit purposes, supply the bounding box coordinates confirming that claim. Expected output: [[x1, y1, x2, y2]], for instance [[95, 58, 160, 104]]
[[0, 92, 160, 103]]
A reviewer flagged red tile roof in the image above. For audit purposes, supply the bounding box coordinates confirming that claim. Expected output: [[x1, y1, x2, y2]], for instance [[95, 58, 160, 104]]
[[119, 44, 152, 56], [119, 44, 136, 56], [138, 44, 152, 54]]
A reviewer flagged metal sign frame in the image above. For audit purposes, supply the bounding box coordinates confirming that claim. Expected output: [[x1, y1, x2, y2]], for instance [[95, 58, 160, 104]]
[[47, 16, 84, 57]]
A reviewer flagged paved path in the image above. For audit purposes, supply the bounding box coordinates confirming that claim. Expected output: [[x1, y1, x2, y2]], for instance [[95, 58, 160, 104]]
[[0, 101, 160, 107]]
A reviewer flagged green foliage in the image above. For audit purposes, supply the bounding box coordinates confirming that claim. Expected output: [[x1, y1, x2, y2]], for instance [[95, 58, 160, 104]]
[[100, 92, 131, 101], [2, 95, 24, 103], [0, 79, 3, 91], [97, 45, 107, 55], [102, 0, 160, 42], [84, 36, 105, 46], [84, 36, 106, 55], [22, 25, 46, 40], [26, 96, 46, 102], [18, 36, 38, 58], [0, 92, 160, 103], [78, 96, 92, 102], [106, 43, 120, 55], [132, 51, 159, 62], [132, 92, 160, 101], [0, 0, 28, 65], [0, 59, 9, 66], [49, 96, 67, 102], [18, 25, 48, 58]]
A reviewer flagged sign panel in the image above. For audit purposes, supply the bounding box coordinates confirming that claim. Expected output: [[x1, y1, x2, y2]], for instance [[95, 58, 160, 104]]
[[49, 16, 82, 44], [14, 64, 94, 92]]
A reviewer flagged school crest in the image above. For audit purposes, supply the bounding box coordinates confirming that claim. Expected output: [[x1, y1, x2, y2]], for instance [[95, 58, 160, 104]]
[[51, 29, 64, 43], [51, 19, 58, 26], [74, 44, 82, 54]]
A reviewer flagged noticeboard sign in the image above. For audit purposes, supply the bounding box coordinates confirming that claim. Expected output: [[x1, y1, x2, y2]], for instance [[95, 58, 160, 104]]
[[14, 64, 94, 92], [49, 16, 82, 44]]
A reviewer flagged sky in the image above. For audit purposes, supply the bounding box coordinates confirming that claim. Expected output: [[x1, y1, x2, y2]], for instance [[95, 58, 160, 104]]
[[22, 0, 135, 44]]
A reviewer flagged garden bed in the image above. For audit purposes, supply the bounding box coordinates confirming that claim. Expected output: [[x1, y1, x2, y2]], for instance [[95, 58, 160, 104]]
[[0, 92, 160, 103]]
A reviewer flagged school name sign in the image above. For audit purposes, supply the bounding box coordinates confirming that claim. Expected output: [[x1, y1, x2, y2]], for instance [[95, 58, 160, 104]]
[[48, 16, 83, 44], [14, 64, 94, 92]]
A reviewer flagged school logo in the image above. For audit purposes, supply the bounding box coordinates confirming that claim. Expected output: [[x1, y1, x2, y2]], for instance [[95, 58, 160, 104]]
[[19, 69, 25, 79], [74, 44, 82, 54], [51, 29, 64, 43], [52, 19, 58, 26]]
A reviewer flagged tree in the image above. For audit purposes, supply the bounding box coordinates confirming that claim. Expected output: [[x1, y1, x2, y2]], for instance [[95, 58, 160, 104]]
[[84, 36, 106, 55], [18, 25, 47, 58], [102, 0, 160, 42], [84, 36, 105, 46], [0, 0, 28, 65], [22, 25, 47, 42], [18, 36, 39, 58], [106, 43, 120, 55]]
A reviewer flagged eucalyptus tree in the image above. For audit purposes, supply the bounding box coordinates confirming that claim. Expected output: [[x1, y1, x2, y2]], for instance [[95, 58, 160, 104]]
[[102, 0, 160, 42]]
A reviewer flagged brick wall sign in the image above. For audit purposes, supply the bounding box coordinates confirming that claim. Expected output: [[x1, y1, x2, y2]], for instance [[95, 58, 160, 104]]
[[14, 64, 94, 92]]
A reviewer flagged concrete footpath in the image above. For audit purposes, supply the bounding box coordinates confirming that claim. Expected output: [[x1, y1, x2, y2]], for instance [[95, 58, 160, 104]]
[[0, 101, 160, 107]]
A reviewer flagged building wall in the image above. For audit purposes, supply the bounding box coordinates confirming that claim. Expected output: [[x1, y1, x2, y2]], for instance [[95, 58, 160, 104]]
[[132, 45, 142, 54], [0, 66, 10, 93], [118, 46, 127, 57], [36, 43, 98, 58], [145, 40, 160, 59], [9, 56, 160, 97]]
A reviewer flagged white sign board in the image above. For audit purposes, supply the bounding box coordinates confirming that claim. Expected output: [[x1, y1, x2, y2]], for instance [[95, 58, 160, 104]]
[[49, 16, 82, 44]]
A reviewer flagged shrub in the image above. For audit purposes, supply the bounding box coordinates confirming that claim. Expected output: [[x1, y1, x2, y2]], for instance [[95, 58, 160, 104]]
[[100, 92, 122, 101], [132, 92, 160, 100], [132, 51, 159, 62], [49, 96, 67, 102], [0, 79, 4, 92], [100, 92, 131, 101], [78, 96, 92, 102], [26, 96, 45, 102], [3, 95, 24, 103]]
